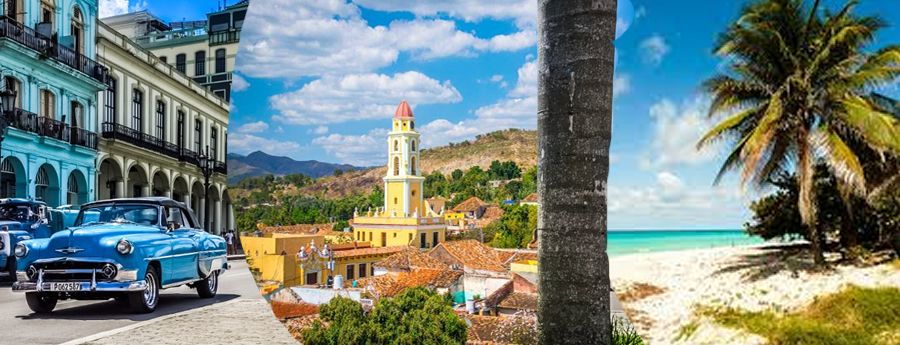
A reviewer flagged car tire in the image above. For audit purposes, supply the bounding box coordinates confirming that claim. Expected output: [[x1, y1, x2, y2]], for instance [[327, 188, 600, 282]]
[[1, 257, 15, 282], [128, 266, 160, 314], [195, 270, 218, 298], [25, 292, 58, 314]]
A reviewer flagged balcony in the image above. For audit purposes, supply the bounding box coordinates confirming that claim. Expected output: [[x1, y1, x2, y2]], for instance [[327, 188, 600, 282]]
[[7, 108, 98, 150], [0, 17, 109, 84], [192, 72, 232, 86], [208, 30, 240, 46], [100, 122, 225, 173]]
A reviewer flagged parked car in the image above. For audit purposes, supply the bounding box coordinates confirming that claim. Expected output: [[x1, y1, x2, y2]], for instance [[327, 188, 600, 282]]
[[0, 199, 55, 282], [11, 197, 228, 313]]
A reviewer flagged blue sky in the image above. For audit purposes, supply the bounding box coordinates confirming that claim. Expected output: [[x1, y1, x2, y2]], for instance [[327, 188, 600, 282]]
[[107, 0, 900, 229]]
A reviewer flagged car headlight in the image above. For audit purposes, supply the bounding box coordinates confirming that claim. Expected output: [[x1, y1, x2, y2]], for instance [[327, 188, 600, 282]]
[[116, 239, 134, 255], [0, 239, 5, 251], [14, 242, 28, 257]]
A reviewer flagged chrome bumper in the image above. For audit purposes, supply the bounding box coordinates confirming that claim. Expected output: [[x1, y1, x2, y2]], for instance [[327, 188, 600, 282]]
[[12, 268, 147, 293]]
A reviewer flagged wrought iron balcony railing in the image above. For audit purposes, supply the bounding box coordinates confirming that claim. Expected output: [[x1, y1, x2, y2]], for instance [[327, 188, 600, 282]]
[[100, 122, 225, 173], [6, 108, 97, 150], [208, 30, 240, 46], [0, 17, 109, 84]]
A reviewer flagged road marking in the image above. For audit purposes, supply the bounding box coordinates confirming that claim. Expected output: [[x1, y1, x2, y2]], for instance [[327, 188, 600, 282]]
[[58, 298, 246, 345]]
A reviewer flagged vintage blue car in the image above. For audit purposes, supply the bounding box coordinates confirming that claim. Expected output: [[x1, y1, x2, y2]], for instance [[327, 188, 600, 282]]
[[0, 199, 54, 282], [12, 197, 228, 314]]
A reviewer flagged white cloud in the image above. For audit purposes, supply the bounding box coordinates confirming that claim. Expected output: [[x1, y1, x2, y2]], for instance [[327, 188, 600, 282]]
[[614, 74, 631, 97], [608, 171, 749, 229], [232, 74, 250, 92], [635, 6, 647, 19], [310, 126, 329, 135], [642, 97, 717, 168], [229, 133, 302, 157], [489, 75, 504, 83], [269, 71, 462, 125], [237, 0, 536, 78], [236, 121, 268, 134], [640, 34, 670, 66], [130, 0, 148, 12], [99, 0, 129, 18], [352, 0, 538, 29], [312, 128, 389, 166]]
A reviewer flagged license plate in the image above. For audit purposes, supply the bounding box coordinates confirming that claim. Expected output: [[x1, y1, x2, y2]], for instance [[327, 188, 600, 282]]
[[49, 282, 82, 291]]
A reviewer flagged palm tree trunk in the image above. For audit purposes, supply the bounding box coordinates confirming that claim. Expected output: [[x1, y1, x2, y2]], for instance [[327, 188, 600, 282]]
[[839, 202, 858, 257], [537, 0, 616, 343], [797, 138, 825, 265]]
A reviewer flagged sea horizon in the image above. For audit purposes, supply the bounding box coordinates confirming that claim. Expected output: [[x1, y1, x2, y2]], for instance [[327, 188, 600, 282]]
[[607, 229, 764, 257]]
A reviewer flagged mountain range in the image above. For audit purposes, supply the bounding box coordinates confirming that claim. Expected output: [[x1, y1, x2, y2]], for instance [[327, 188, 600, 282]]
[[226, 151, 363, 184]]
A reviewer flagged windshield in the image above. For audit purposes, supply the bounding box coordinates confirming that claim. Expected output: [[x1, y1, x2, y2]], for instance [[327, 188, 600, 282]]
[[75, 204, 160, 227], [0, 204, 37, 222]]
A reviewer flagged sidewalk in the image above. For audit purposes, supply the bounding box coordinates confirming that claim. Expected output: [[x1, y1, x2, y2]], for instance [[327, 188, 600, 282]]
[[75, 298, 297, 345]]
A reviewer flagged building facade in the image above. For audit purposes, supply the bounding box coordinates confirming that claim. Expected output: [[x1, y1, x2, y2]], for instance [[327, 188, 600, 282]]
[[94, 21, 232, 234], [0, 0, 108, 207], [101, 1, 247, 101], [351, 101, 447, 249]]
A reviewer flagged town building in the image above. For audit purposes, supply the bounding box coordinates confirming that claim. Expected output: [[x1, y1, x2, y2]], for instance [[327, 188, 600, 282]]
[[94, 21, 232, 234], [0, 0, 109, 207], [101, 1, 247, 101], [351, 101, 447, 249]]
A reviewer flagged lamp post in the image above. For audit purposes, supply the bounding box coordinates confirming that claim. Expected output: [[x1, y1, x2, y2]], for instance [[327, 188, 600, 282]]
[[198, 145, 214, 233], [0, 86, 17, 161]]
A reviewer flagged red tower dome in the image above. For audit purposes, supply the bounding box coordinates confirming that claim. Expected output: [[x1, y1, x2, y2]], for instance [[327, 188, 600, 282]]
[[394, 100, 414, 119]]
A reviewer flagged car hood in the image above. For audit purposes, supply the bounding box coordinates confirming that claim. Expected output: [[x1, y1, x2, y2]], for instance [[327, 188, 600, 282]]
[[43, 223, 167, 259], [0, 220, 28, 231]]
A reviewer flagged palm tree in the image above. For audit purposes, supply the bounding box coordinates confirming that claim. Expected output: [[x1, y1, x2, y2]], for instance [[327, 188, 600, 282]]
[[537, 0, 616, 343], [699, 0, 900, 265]]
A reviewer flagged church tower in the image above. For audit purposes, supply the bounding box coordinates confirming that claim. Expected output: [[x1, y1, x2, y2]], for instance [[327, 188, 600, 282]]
[[383, 100, 425, 218]]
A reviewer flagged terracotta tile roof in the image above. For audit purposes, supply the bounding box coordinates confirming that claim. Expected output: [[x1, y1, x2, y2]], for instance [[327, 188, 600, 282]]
[[426, 197, 447, 212], [432, 239, 507, 272], [356, 268, 462, 297], [261, 223, 334, 235], [481, 205, 504, 219], [523, 193, 539, 203], [498, 292, 538, 311], [452, 197, 487, 213], [494, 249, 538, 268], [332, 245, 406, 259], [485, 280, 514, 308], [374, 247, 449, 271], [467, 315, 503, 343]]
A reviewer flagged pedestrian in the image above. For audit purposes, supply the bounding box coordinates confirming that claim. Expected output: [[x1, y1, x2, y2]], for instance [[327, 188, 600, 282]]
[[225, 230, 235, 255]]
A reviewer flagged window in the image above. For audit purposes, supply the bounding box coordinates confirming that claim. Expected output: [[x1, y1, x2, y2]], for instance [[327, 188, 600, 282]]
[[155, 101, 166, 140], [194, 119, 202, 152], [70, 101, 83, 128], [39, 89, 55, 118], [393, 157, 400, 176], [215, 49, 226, 73], [410, 140, 416, 151], [210, 127, 218, 160], [160, 56, 167, 64], [359, 263, 367, 278], [177, 110, 185, 147], [131, 90, 143, 132], [175, 54, 186, 74], [3, 77, 20, 109], [40, 0, 55, 28], [194, 51, 206, 76], [1, 158, 16, 198], [233, 10, 246, 29], [393, 140, 398, 151], [71, 7, 84, 55], [346, 264, 355, 280], [420, 233, 427, 249], [410, 157, 416, 174], [433, 232, 439, 246], [381, 232, 386, 247], [35, 166, 49, 202], [104, 78, 116, 124]]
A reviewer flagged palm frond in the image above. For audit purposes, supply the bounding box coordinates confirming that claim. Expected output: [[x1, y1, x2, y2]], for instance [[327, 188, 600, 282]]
[[838, 96, 900, 153], [699, 106, 761, 148], [740, 91, 784, 184], [813, 126, 867, 196]]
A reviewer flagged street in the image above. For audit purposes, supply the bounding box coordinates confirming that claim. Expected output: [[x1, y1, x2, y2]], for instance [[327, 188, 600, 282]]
[[0, 260, 262, 345]]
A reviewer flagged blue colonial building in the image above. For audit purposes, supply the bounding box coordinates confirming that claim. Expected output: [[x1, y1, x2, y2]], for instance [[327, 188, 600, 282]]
[[0, 0, 108, 207]]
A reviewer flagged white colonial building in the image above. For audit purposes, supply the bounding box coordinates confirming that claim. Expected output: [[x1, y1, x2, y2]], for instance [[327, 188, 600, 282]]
[[93, 21, 232, 234]]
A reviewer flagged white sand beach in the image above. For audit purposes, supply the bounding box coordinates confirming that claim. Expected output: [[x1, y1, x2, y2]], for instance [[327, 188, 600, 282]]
[[610, 244, 900, 345]]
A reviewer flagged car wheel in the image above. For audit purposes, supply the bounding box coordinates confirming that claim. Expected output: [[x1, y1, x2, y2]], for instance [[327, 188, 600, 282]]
[[195, 270, 218, 298], [1, 257, 15, 282], [25, 292, 58, 314], [128, 266, 160, 313]]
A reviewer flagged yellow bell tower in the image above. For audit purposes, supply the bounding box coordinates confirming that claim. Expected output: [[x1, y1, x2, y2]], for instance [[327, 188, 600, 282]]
[[384, 100, 425, 217]]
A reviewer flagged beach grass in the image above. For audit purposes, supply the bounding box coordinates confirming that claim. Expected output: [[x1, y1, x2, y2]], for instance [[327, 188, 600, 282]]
[[703, 286, 900, 345]]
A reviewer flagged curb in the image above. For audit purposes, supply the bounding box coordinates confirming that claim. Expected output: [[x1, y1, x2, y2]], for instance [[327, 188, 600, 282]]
[[58, 298, 245, 345], [227, 254, 246, 261]]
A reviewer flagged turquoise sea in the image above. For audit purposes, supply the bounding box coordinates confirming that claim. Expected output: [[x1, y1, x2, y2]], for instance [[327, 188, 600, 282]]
[[608, 230, 765, 257]]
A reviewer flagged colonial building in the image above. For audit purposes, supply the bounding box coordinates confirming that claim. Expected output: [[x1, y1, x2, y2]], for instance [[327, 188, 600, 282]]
[[101, 1, 247, 101], [94, 21, 232, 234], [351, 101, 447, 249], [0, 0, 108, 207]]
